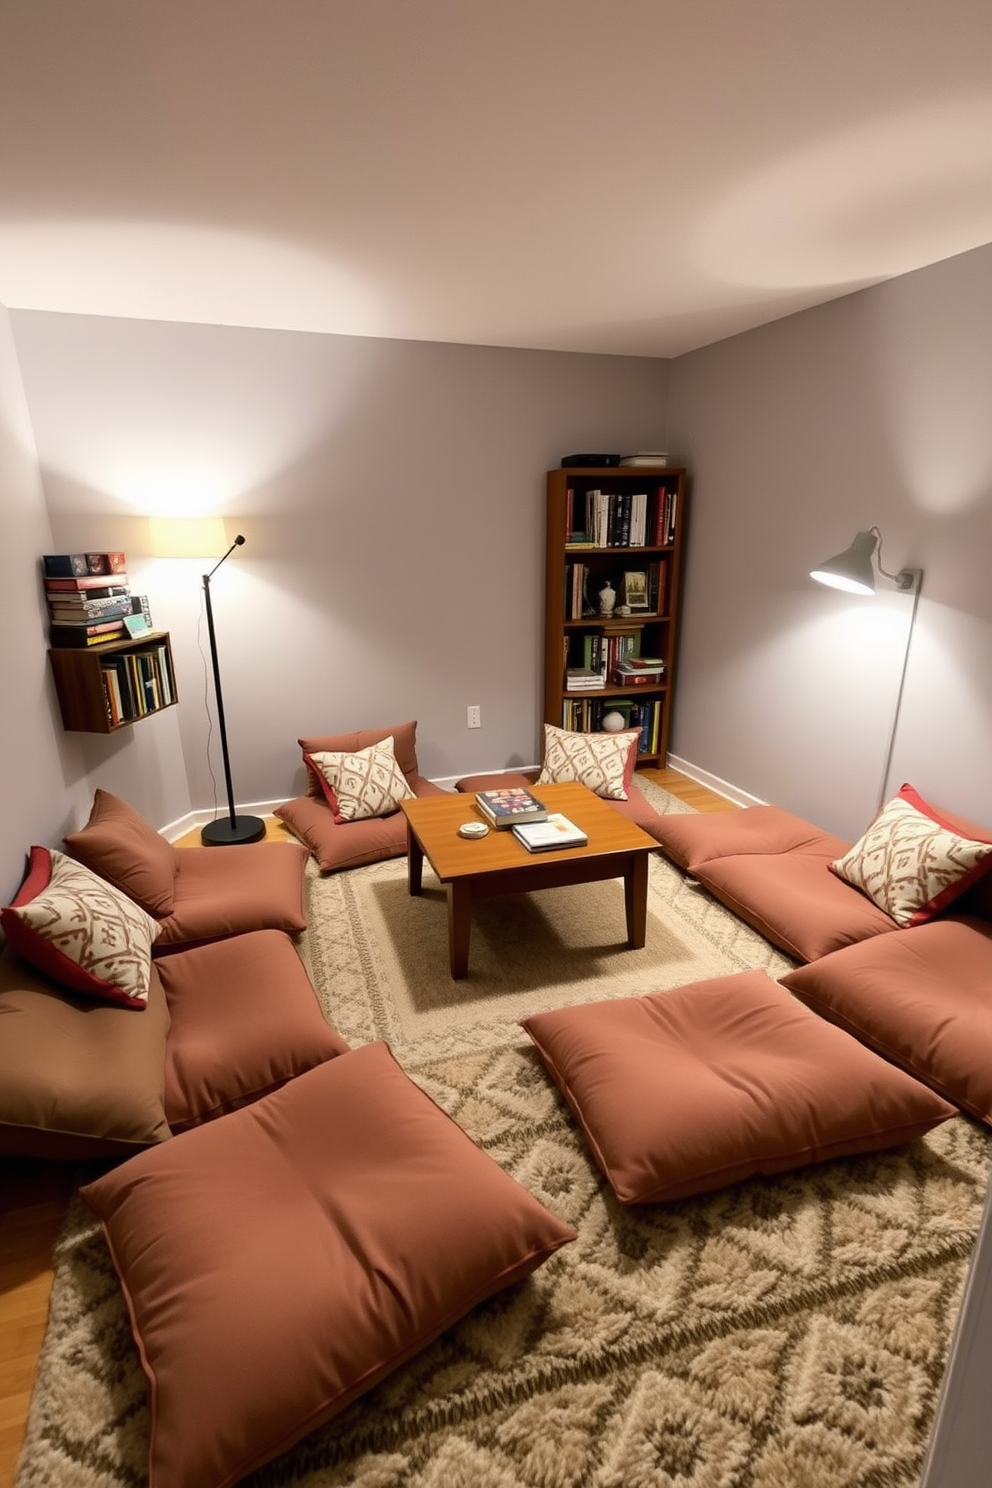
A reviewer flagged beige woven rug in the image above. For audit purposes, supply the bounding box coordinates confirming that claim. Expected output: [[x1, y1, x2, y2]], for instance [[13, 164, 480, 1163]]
[[16, 781, 992, 1488]]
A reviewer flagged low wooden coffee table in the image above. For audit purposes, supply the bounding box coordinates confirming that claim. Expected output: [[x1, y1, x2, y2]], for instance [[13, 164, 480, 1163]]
[[400, 782, 657, 979]]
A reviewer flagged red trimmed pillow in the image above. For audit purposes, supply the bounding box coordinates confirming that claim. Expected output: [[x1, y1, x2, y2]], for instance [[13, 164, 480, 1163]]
[[306, 736, 414, 824], [830, 783, 992, 927], [300, 721, 420, 800], [1, 847, 160, 1008], [536, 723, 639, 801]]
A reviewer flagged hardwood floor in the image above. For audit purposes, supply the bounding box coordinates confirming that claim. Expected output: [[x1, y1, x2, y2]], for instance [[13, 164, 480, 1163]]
[[0, 766, 733, 1487]]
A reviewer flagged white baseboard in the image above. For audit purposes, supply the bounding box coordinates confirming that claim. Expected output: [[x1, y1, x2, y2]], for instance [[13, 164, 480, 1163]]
[[665, 755, 767, 809], [161, 799, 289, 843]]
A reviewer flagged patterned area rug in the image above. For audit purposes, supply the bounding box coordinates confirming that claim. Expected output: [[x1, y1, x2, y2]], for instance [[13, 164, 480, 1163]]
[[16, 781, 992, 1488]]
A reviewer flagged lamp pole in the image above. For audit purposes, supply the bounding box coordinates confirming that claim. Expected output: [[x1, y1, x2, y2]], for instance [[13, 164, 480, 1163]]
[[200, 536, 265, 846]]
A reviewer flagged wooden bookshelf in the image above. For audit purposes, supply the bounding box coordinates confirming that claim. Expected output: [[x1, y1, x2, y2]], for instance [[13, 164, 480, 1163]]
[[544, 466, 687, 767], [47, 631, 178, 733]]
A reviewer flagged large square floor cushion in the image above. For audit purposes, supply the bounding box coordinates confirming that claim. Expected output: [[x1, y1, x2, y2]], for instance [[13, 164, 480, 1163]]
[[521, 971, 954, 1205], [0, 946, 171, 1160], [651, 803, 850, 874], [276, 721, 447, 873], [80, 1043, 575, 1488], [154, 841, 308, 947], [782, 915, 992, 1125], [455, 769, 674, 844], [693, 849, 898, 962], [158, 929, 350, 1131], [63, 788, 178, 915]]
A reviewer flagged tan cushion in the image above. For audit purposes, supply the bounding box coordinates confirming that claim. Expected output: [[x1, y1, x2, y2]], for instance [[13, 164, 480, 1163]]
[[299, 720, 421, 799], [154, 841, 308, 947], [275, 776, 447, 873], [80, 1043, 575, 1488], [63, 788, 177, 915], [652, 804, 849, 874], [308, 735, 415, 823], [0, 946, 171, 1159], [522, 971, 955, 1205], [536, 723, 639, 800], [830, 783, 992, 928], [782, 916, 992, 1125], [693, 851, 897, 962], [159, 929, 350, 1131], [1, 847, 160, 1007]]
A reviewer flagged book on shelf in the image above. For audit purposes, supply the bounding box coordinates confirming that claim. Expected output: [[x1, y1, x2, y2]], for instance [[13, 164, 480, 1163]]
[[47, 596, 135, 623], [43, 552, 127, 577], [44, 576, 131, 595], [475, 787, 548, 828], [49, 619, 129, 646], [566, 667, 605, 691], [512, 814, 588, 853], [620, 452, 668, 467], [613, 659, 666, 686]]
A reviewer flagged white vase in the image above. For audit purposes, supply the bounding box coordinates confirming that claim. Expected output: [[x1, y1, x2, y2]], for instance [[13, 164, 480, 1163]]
[[598, 581, 616, 617]]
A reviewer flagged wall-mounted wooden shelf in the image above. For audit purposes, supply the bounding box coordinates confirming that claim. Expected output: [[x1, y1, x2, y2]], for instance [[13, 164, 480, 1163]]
[[48, 631, 178, 733]]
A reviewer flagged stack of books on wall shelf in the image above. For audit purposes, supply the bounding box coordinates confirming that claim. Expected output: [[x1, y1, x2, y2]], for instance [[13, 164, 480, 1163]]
[[44, 552, 131, 646]]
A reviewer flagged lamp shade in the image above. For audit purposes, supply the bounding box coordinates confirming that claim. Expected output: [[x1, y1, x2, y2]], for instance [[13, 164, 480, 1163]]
[[809, 529, 878, 595]]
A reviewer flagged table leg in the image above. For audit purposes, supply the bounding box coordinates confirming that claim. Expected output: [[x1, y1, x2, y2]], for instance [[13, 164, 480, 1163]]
[[624, 853, 649, 949], [446, 879, 472, 979], [407, 822, 424, 896]]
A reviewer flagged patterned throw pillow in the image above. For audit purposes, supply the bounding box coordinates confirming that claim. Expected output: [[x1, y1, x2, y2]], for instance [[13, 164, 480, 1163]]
[[536, 723, 640, 801], [308, 736, 415, 824], [830, 784, 992, 928], [0, 847, 160, 1008]]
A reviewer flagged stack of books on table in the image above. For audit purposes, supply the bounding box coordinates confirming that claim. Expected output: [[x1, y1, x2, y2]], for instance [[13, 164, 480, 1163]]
[[512, 814, 588, 853], [475, 787, 548, 829], [43, 553, 150, 647], [565, 667, 605, 691], [612, 657, 667, 687]]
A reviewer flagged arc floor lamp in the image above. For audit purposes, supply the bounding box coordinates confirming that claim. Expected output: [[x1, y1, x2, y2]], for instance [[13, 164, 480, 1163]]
[[809, 526, 924, 812], [200, 535, 266, 846]]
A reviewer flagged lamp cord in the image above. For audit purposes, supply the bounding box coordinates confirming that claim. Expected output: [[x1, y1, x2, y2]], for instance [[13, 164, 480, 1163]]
[[876, 569, 923, 811]]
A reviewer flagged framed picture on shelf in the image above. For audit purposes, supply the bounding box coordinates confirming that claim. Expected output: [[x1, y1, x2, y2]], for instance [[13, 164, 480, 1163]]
[[622, 570, 650, 611]]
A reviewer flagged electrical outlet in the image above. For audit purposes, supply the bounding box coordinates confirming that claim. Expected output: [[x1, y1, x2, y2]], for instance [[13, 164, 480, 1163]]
[[467, 704, 481, 729]]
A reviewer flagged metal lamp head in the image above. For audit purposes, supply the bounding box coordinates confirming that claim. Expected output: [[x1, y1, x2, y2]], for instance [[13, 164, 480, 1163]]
[[809, 529, 878, 595]]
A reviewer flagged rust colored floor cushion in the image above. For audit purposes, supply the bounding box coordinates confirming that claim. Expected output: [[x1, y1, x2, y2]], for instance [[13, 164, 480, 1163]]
[[63, 788, 309, 946], [782, 914, 992, 1125], [455, 768, 673, 844], [0, 946, 171, 1160], [275, 719, 448, 873], [80, 1042, 575, 1488], [651, 803, 848, 874], [521, 970, 954, 1205], [157, 929, 350, 1131]]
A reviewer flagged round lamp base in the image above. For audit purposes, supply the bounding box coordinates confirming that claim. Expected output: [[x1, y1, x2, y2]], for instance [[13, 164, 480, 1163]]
[[200, 815, 267, 847]]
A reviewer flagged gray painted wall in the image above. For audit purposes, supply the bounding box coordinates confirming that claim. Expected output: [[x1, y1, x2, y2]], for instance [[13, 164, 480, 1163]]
[[668, 239, 992, 840], [5, 313, 670, 839]]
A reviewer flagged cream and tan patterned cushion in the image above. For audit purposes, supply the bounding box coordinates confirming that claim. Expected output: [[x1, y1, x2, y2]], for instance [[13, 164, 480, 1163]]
[[309, 736, 415, 824], [536, 723, 640, 801], [831, 785, 992, 928], [1, 847, 160, 1008]]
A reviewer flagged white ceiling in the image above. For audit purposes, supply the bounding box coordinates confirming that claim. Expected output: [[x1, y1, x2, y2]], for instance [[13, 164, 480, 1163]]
[[2, 0, 991, 358]]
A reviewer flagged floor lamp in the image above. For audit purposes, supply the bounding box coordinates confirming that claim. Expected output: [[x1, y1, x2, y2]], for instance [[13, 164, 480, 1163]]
[[809, 526, 924, 811], [200, 535, 266, 846]]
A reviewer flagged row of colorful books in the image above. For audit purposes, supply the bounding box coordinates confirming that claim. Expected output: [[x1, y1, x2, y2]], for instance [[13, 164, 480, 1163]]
[[43, 553, 153, 647], [560, 697, 662, 755], [564, 485, 678, 549], [100, 644, 175, 726]]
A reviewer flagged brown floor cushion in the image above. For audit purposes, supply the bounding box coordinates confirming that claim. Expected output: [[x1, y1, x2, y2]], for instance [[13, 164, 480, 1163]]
[[0, 946, 171, 1160], [651, 803, 851, 874], [522, 970, 954, 1204], [158, 930, 349, 1131], [154, 841, 308, 947], [275, 774, 447, 873], [782, 915, 992, 1125], [81, 1043, 575, 1488]]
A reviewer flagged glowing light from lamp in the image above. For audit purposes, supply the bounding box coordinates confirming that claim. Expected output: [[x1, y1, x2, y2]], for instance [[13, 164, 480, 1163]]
[[147, 517, 230, 559]]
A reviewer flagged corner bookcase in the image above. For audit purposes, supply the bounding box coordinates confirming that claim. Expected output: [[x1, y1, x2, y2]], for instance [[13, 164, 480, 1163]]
[[544, 465, 687, 767], [48, 631, 178, 733]]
